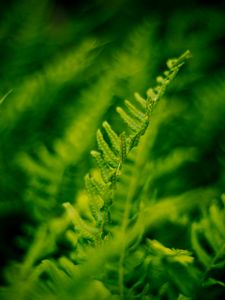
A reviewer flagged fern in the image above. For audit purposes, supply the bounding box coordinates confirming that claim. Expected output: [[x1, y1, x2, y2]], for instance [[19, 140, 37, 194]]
[[1, 2, 225, 300], [191, 196, 225, 292], [79, 51, 191, 299], [0, 51, 191, 300], [84, 50, 191, 238]]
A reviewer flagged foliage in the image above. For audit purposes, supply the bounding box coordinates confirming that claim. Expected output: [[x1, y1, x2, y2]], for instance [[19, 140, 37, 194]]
[[0, 1, 225, 299]]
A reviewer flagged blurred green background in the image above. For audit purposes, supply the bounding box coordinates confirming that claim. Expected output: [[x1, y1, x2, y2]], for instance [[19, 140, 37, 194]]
[[0, 0, 225, 292]]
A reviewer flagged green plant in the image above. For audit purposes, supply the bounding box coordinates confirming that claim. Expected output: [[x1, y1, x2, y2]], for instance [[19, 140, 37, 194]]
[[1, 48, 224, 300], [1, 1, 225, 299]]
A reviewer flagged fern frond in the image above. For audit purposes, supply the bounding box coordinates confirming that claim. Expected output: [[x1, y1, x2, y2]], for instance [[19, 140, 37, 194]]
[[0, 39, 96, 128], [146, 240, 199, 297], [120, 132, 127, 162], [86, 50, 191, 237], [90, 150, 114, 183], [124, 99, 146, 121], [85, 174, 104, 225], [63, 202, 100, 242], [102, 121, 121, 153], [116, 106, 143, 132], [96, 129, 119, 167], [134, 92, 147, 108], [191, 198, 225, 285], [0, 50, 191, 300]]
